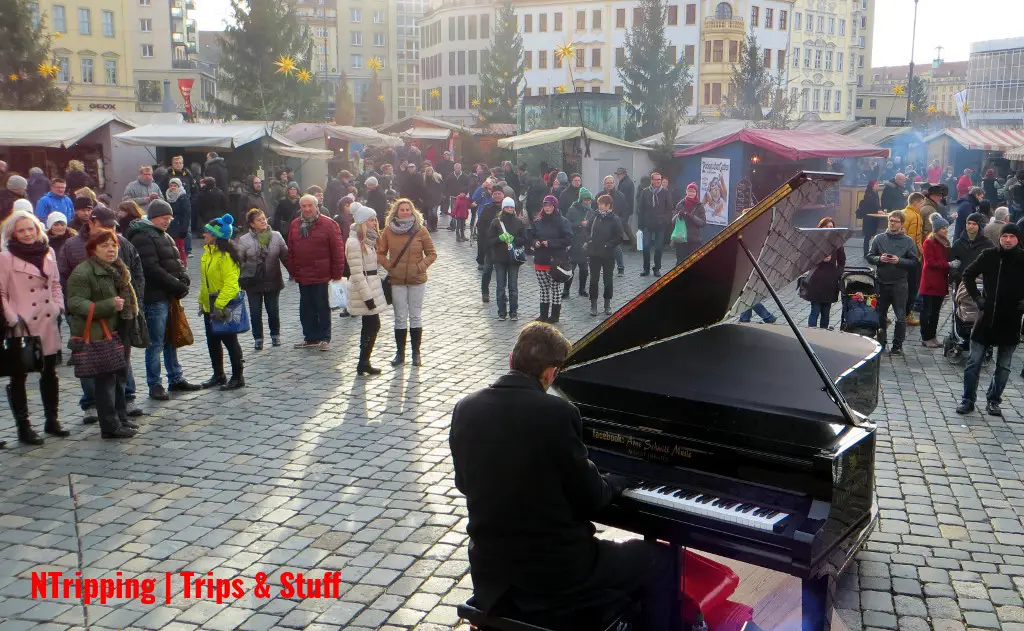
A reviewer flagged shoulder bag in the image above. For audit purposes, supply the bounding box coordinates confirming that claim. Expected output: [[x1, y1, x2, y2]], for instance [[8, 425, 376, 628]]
[[381, 231, 417, 305], [0, 320, 44, 377], [498, 219, 527, 265], [168, 297, 194, 348], [69, 304, 127, 378], [205, 263, 250, 335]]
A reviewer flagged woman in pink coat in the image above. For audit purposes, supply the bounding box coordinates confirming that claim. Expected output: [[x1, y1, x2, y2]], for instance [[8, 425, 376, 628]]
[[0, 209, 68, 446]]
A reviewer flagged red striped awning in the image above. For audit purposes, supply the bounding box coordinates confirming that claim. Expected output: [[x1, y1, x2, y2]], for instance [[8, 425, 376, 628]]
[[941, 127, 1024, 152]]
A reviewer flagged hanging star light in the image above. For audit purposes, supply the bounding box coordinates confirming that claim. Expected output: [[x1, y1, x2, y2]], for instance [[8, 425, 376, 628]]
[[295, 52, 306, 63], [555, 85, 567, 93], [283, 109, 294, 119], [377, 94, 385, 102], [471, 98, 480, 107], [487, 98, 494, 104], [296, 69, 312, 83], [555, 42, 575, 62], [962, 104, 970, 112], [37, 62, 59, 78], [430, 88, 440, 98], [927, 105, 937, 114], [8, 74, 19, 81], [909, 103, 917, 112], [892, 84, 905, 96], [367, 57, 383, 72], [275, 54, 296, 75]]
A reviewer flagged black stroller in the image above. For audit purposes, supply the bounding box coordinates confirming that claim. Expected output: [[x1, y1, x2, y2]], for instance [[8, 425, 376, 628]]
[[839, 268, 881, 337], [943, 281, 984, 366]]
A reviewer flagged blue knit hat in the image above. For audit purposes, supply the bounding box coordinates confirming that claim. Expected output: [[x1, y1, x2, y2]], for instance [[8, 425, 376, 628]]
[[204, 213, 234, 240]]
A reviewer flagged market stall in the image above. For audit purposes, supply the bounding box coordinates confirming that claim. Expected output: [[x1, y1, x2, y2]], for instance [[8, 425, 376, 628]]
[[922, 127, 1024, 181]]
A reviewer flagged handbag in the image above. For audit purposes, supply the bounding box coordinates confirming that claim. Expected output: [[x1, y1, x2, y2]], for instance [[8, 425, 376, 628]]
[[498, 219, 527, 265], [168, 298, 194, 348], [68, 304, 127, 378], [382, 231, 417, 306], [549, 249, 574, 284], [0, 321, 44, 377], [204, 267, 250, 335]]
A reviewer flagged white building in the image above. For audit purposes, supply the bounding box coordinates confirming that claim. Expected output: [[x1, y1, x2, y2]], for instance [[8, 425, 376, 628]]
[[967, 37, 1024, 128]]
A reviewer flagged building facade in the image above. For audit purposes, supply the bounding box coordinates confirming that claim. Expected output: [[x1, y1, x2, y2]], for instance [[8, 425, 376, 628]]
[[966, 37, 1024, 128], [294, 1, 340, 119], [868, 58, 968, 116], [34, 0, 137, 111]]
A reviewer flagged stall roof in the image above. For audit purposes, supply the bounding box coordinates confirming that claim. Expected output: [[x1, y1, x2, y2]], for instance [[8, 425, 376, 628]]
[[637, 120, 752, 148], [845, 125, 916, 146], [922, 127, 1024, 152], [281, 123, 401, 148], [400, 127, 452, 141], [114, 121, 332, 158], [1006, 145, 1024, 161], [497, 127, 651, 151], [673, 128, 890, 160], [377, 115, 472, 135], [0, 111, 133, 148]]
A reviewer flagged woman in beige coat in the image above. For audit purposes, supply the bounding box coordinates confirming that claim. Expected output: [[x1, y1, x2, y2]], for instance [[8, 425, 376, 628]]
[[346, 205, 387, 376]]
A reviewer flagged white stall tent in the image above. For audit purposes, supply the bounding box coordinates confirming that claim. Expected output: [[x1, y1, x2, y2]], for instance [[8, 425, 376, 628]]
[[0, 111, 132, 148], [114, 122, 333, 158]]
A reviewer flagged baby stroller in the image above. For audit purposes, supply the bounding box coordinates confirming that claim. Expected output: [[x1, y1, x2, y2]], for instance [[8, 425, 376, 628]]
[[840, 268, 881, 337], [943, 281, 983, 366]]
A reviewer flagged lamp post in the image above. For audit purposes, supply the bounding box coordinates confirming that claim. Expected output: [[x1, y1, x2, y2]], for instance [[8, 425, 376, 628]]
[[905, 0, 920, 124]]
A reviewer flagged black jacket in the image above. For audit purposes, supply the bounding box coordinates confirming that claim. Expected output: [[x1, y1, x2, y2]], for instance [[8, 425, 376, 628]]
[[444, 172, 470, 197], [476, 202, 502, 263], [449, 371, 616, 613], [64, 169, 92, 193], [616, 176, 635, 218], [166, 194, 192, 239], [880, 180, 908, 211], [566, 202, 593, 264], [600, 188, 628, 223], [325, 177, 347, 216], [585, 211, 624, 259], [196, 185, 228, 227], [400, 173, 425, 208], [558, 186, 580, 217], [529, 211, 573, 266], [273, 197, 299, 238], [161, 167, 199, 203], [487, 211, 528, 263], [962, 245, 1024, 345], [126, 219, 190, 304], [365, 188, 389, 225], [204, 157, 229, 192], [949, 231, 994, 287], [437, 159, 455, 180], [637, 187, 673, 230]]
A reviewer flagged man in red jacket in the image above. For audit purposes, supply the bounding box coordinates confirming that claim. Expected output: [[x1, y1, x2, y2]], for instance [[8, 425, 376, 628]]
[[287, 195, 345, 351]]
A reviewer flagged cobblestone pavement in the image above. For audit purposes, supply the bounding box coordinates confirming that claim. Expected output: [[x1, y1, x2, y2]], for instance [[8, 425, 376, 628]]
[[1, 227, 1023, 631]]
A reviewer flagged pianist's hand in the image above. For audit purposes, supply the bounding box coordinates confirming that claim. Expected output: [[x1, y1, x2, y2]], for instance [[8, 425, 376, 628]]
[[604, 473, 631, 497]]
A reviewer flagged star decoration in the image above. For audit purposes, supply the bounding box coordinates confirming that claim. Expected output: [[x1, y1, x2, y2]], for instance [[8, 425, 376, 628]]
[[471, 98, 480, 107], [377, 94, 385, 102], [962, 104, 969, 112], [927, 105, 937, 114], [54, 32, 62, 38], [909, 103, 917, 112], [8, 74, 19, 81], [506, 99, 512, 105], [430, 88, 440, 98], [416, 105, 422, 111], [63, 105, 71, 111], [555, 42, 575, 61], [275, 55, 296, 75], [283, 109, 294, 119], [295, 52, 305, 62], [487, 98, 494, 104], [38, 62, 59, 78], [892, 84, 905, 96], [296, 69, 312, 83], [479, 115, 485, 121], [367, 57, 383, 72], [555, 85, 567, 93]]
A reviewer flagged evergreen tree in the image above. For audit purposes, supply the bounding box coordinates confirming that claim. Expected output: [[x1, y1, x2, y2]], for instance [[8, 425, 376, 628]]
[[727, 33, 774, 121], [359, 63, 386, 126], [907, 75, 928, 115], [335, 72, 355, 125], [215, 0, 324, 122], [0, 0, 68, 110], [618, 0, 693, 139], [478, 0, 524, 124]]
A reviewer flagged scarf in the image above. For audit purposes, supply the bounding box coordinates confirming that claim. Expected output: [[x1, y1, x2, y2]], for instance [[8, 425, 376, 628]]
[[7, 240, 50, 277], [255, 227, 272, 250], [596, 206, 613, 217], [929, 231, 950, 249], [92, 256, 138, 321], [389, 215, 417, 235], [299, 210, 320, 238], [165, 180, 185, 203], [365, 226, 379, 246]]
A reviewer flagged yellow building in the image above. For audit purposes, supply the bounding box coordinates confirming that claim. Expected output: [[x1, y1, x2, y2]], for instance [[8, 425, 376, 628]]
[[869, 58, 968, 115], [36, 0, 137, 112]]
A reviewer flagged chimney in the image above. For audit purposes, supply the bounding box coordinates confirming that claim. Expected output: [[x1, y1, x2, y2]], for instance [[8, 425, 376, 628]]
[[162, 80, 177, 113]]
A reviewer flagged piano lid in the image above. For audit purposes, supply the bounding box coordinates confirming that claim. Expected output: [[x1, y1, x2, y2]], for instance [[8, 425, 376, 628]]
[[566, 171, 851, 368]]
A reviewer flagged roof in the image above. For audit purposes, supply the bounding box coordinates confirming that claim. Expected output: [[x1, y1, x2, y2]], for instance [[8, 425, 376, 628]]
[[118, 112, 184, 128], [845, 125, 917, 146], [400, 127, 452, 140], [1007, 145, 1024, 161], [377, 115, 473, 135], [870, 61, 969, 83], [479, 123, 518, 136], [791, 120, 868, 135], [638, 119, 752, 148], [922, 127, 1024, 152], [496, 127, 651, 152], [113, 121, 332, 158], [674, 128, 889, 160], [0, 111, 133, 148]]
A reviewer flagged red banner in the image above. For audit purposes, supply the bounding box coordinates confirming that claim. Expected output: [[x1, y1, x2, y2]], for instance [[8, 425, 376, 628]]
[[178, 79, 195, 117]]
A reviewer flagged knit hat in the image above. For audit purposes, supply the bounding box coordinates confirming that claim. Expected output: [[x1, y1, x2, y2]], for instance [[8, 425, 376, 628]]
[[578, 187, 593, 202], [686, 182, 698, 193], [348, 201, 363, 216], [542, 195, 558, 210], [966, 212, 987, 227], [287, 181, 299, 191], [556, 172, 568, 186], [352, 204, 376, 225], [929, 213, 949, 233], [74, 196, 94, 210], [1001, 223, 1021, 238], [6, 175, 27, 191], [147, 199, 173, 220], [168, 177, 183, 189], [46, 211, 67, 230], [502, 197, 516, 209], [13, 199, 33, 215], [204, 214, 234, 240], [365, 176, 378, 187]]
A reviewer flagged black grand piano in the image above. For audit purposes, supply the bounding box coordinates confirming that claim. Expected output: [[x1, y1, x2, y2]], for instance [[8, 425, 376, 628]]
[[552, 172, 881, 631]]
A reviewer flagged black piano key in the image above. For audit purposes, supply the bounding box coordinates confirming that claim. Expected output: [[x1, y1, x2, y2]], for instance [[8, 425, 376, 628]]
[[752, 509, 767, 517]]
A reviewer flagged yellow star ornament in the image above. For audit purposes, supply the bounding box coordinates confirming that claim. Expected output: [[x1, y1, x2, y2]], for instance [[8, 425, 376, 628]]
[[555, 85, 566, 93], [367, 57, 383, 72], [296, 69, 312, 83], [963, 104, 969, 112], [910, 103, 917, 112], [430, 88, 440, 98], [275, 55, 296, 75], [927, 105, 937, 114], [471, 98, 480, 107], [377, 94, 385, 102], [893, 84, 905, 96], [8, 74, 19, 81], [555, 42, 575, 61], [38, 62, 59, 78], [416, 105, 422, 111]]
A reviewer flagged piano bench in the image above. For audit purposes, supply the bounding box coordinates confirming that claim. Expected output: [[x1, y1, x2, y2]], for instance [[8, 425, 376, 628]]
[[456, 602, 631, 631]]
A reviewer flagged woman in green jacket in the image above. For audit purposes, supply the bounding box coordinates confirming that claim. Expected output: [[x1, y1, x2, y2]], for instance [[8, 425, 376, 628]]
[[66, 230, 139, 439], [198, 214, 245, 391]]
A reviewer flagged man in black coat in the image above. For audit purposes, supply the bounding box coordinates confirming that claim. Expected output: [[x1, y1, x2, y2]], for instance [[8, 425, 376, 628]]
[[600, 175, 629, 274], [637, 172, 674, 277], [558, 173, 582, 217], [204, 152, 229, 193], [450, 323, 676, 631], [954, 187, 984, 239], [957, 223, 1024, 416], [477, 188, 505, 298], [444, 163, 470, 229]]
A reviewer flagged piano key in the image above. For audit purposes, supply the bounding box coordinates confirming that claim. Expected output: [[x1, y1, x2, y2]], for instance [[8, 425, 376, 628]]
[[622, 483, 790, 532]]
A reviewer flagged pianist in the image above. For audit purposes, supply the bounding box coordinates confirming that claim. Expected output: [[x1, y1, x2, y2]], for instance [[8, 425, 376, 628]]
[[449, 322, 677, 631]]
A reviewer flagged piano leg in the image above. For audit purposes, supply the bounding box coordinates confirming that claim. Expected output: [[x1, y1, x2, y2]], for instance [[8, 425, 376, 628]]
[[801, 575, 835, 631]]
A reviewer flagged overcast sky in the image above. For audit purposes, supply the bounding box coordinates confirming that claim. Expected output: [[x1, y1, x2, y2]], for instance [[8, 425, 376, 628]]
[[196, 0, 1023, 66]]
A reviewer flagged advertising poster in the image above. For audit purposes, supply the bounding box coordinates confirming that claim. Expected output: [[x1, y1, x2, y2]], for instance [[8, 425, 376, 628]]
[[700, 157, 731, 226]]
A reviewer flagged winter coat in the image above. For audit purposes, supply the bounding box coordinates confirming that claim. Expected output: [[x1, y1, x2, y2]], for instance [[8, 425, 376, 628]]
[[273, 197, 299, 238], [237, 230, 288, 293], [585, 211, 625, 259], [451, 195, 471, 220], [64, 169, 92, 193], [558, 186, 581, 217], [880, 180, 908, 211], [529, 211, 573, 267], [676, 197, 707, 245], [445, 172, 470, 197], [0, 189, 26, 223], [48, 231, 75, 258], [600, 188, 628, 222], [197, 186, 229, 227], [122, 178, 163, 212], [903, 205, 924, 251], [126, 219, 190, 304], [949, 232, 994, 287], [984, 219, 1008, 245], [333, 208, 354, 243], [616, 176, 636, 218], [166, 194, 192, 240], [566, 202, 593, 264], [378, 224, 437, 285], [487, 212, 528, 264], [365, 188, 389, 226], [956, 174, 973, 198], [325, 177, 347, 217], [983, 177, 1000, 204], [198, 246, 241, 313], [66, 258, 125, 345], [919, 235, 951, 297], [34, 192, 73, 222], [345, 236, 386, 316], [204, 157, 229, 192], [638, 186, 674, 230], [423, 174, 444, 208], [26, 173, 50, 207], [953, 195, 981, 239], [161, 168, 198, 201], [867, 230, 919, 285], [0, 250, 64, 355], [401, 174, 425, 208], [801, 247, 846, 304], [286, 214, 345, 285], [962, 245, 1024, 345], [235, 181, 268, 233], [56, 231, 144, 301]]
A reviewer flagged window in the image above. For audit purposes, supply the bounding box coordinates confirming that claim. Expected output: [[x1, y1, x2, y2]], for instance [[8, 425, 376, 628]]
[[762, 48, 771, 67], [140, 18, 151, 32], [374, 33, 385, 46], [139, 0, 150, 4], [836, 52, 843, 71], [803, 48, 811, 68], [573, 10, 583, 30], [524, 14, 532, 32], [712, 40, 723, 63], [481, 14, 489, 37], [750, 6, 759, 26], [765, 8, 772, 28], [667, 46, 676, 63], [728, 40, 738, 63], [538, 87, 547, 96], [350, 8, 361, 22], [592, 48, 601, 67], [859, 37, 865, 49], [684, 45, 694, 65], [449, 86, 456, 109], [554, 50, 562, 68], [705, 40, 711, 62], [858, 54, 864, 68], [823, 89, 831, 112], [835, 90, 842, 113], [80, 58, 94, 83], [778, 10, 786, 30], [458, 16, 465, 39], [593, 9, 601, 29], [839, 19, 846, 36], [448, 17, 455, 38], [615, 47, 625, 67], [704, 83, 711, 105], [714, 2, 732, 19], [814, 49, 821, 69], [805, 13, 813, 32], [78, 7, 90, 34], [792, 47, 799, 68], [469, 50, 478, 73], [469, 14, 477, 38], [589, 86, 598, 93], [869, 98, 877, 109], [824, 51, 832, 70], [667, 5, 677, 25], [56, 56, 69, 82], [141, 44, 153, 57], [791, 87, 799, 109], [616, 8, 625, 27], [812, 89, 820, 111], [712, 82, 722, 105], [532, 49, 543, 69], [777, 50, 785, 70], [102, 10, 114, 37], [856, 97, 863, 109], [633, 7, 642, 25], [828, 17, 835, 34], [524, 51, 532, 68], [448, 51, 455, 74], [547, 13, 555, 31], [350, 31, 362, 45], [801, 88, 809, 110], [685, 4, 696, 24], [817, 16, 824, 32], [575, 47, 584, 68], [104, 59, 117, 84], [794, 12, 801, 30], [469, 85, 478, 104], [351, 54, 363, 69], [374, 11, 384, 23]]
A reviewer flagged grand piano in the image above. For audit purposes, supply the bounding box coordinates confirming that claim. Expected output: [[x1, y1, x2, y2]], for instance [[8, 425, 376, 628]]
[[552, 172, 881, 631]]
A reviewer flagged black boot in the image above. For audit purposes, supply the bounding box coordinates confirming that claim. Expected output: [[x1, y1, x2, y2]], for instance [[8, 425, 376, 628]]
[[604, 298, 612, 315], [550, 304, 562, 324], [590, 298, 599, 316], [201, 374, 227, 389], [8, 385, 42, 446], [538, 302, 550, 323], [40, 375, 69, 438], [221, 375, 246, 391], [410, 328, 423, 366], [358, 327, 382, 376], [561, 284, 570, 298], [391, 329, 407, 366]]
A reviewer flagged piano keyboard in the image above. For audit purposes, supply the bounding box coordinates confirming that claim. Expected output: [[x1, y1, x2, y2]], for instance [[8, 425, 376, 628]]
[[623, 483, 791, 533]]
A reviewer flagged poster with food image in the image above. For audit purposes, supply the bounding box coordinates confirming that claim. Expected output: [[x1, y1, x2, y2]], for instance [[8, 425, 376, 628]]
[[700, 157, 731, 226]]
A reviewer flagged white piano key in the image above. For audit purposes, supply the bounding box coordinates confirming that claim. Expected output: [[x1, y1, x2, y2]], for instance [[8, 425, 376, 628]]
[[622, 484, 790, 533]]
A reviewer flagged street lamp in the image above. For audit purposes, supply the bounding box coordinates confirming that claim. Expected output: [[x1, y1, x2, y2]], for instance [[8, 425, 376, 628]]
[[905, 0, 920, 124]]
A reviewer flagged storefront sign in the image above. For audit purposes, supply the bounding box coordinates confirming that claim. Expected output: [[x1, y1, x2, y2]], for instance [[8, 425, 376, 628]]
[[178, 79, 195, 117], [89, 103, 117, 110]]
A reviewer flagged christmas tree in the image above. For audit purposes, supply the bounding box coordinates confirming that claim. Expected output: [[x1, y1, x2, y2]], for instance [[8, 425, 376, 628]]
[[618, 0, 692, 138], [215, 0, 325, 122], [0, 0, 68, 110], [478, 0, 524, 124], [335, 72, 355, 125], [727, 33, 774, 121], [359, 59, 386, 126]]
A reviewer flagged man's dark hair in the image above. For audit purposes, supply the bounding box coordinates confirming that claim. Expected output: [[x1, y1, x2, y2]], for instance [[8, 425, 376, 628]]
[[570, 173, 581, 181], [52, 177, 66, 185], [511, 323, 572, 380]]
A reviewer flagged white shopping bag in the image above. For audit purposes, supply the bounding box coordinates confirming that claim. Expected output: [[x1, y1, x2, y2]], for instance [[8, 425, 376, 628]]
[[329, 278, 348, 309], [635, 229, 644, 252]]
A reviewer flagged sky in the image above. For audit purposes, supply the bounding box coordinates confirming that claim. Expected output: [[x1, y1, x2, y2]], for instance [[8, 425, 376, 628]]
[[196, 0, 1024, 66]]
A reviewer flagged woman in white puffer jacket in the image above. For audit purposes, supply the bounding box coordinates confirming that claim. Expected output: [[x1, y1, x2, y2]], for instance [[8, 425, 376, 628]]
[[346, 205, 387, 376]]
